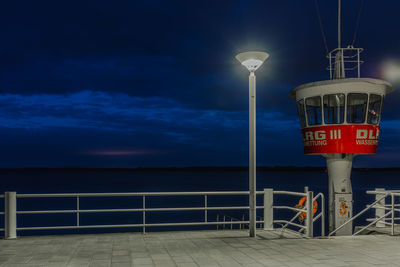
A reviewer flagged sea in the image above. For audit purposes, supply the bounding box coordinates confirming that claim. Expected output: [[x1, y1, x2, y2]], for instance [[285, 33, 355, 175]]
[[0, 168, 399, 236]]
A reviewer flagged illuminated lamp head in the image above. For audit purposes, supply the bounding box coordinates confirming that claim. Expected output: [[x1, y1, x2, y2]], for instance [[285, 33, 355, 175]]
[[236, 51, 269, 72]]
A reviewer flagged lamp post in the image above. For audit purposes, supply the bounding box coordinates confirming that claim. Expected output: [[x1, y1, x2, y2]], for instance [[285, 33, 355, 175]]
[[236, 51, 269, 237]]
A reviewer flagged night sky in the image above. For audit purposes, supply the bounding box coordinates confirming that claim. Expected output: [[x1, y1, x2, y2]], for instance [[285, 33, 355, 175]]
[[1, 0, 399, 168]]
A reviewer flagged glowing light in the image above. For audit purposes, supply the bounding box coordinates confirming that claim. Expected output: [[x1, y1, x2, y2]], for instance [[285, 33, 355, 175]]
[[235, 51, 269, 72], [241, 59, 264, 72], [382, 61, 400, 84]]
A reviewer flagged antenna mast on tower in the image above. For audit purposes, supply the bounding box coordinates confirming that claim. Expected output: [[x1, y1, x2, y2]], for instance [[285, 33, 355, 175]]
[[328, 0, 363, 80]]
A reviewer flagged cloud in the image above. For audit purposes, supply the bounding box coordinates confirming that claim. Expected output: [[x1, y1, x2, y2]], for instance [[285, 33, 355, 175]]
[[0, 90, 297, 135]]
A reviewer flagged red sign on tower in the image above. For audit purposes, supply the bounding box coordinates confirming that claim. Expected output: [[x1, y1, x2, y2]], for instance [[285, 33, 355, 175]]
[[301, 125, 379, 154]]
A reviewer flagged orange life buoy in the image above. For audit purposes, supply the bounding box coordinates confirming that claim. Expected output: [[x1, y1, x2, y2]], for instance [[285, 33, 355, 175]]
[[296, 196, 318, 222]]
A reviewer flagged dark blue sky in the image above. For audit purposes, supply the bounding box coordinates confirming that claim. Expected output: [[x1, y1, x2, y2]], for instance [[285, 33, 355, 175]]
[[0, 0, 399, 168]]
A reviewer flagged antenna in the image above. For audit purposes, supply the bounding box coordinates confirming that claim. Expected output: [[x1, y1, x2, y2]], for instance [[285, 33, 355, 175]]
[[327, 0, 363, 79], [338, 0, 341, 49]]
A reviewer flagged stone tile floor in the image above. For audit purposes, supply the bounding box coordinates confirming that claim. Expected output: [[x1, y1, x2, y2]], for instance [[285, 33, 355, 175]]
[[0, 230, 399, 267]]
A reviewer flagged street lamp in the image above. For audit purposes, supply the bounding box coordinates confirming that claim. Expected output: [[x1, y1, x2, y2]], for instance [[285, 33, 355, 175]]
[[236, 51, 269, 237]]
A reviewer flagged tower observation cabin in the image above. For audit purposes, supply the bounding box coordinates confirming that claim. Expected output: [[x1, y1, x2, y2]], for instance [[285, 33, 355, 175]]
[[290, 1, 394, 236]]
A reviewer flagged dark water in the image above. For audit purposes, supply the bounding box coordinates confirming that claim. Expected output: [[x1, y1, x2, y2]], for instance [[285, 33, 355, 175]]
[[0, 168, 399, 236]]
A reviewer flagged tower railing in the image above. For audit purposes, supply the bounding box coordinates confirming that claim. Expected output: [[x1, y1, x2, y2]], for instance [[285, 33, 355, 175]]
[[327, 46, 364, 79]]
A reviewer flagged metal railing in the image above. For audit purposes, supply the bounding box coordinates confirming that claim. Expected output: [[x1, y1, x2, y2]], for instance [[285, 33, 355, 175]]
[[1, 188, 325, 239], [327, 46, 363, 79], [271, 190, 325, 238], [1, 191, 266, 238], [329, 189, 400, 236]]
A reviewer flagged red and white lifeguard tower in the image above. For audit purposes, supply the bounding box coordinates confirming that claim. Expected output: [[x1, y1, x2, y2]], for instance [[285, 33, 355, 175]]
[[290, 1, 394, 235]]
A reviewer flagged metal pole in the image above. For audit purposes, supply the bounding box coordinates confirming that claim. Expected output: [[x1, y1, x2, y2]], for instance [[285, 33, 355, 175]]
[[142, 196, 146, 234], [375, 188, 385, 228], [76, 196, 80, 226], [391, 193, 395, 236], [306, 191, 314, 238], [357, 50, 361, 78], [5, 192, 17, 239], [321, 193, 325, 237], [263, 189, 273, 230], [338, 0, 341, 49], [249, 71, 256, 237], [204, 195, 207, 223]]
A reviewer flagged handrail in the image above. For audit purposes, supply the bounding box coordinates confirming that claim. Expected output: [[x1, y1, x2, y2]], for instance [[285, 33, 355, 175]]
[[367, 190, 400, 194], [273, 191, 307, 197], [2, 190, 267, 236], [2, 189, 325, 238], [329, 193, 389, 236], [272, 190, 324, 238], [17, 191, 262, 198], [353, 212, 392, 235]]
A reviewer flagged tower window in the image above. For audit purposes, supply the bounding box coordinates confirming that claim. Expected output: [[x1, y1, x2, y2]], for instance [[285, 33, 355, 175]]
[[367, 94, 382, 125], [297, 99, 306, 128], [323, 94, 345, 124], [306, 96, 322, 126], [347, 93, 368, 123]]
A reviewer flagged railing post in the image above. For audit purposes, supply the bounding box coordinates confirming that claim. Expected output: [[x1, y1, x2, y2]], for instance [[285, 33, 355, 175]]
[[76, 196, 80, 227], [142, 196, 146, 234], [204, 195, 207, 223], [223, 215, 226, 229], [321, 193, 325, 237], [375, 188, 386, 228], [5, 192, 17, 239], [306, 191, 313, 238], [263, 188, 273, 230], [391, 193, 395, 236]]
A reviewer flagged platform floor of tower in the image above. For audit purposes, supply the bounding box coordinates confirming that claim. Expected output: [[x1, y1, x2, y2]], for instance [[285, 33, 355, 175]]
[[0, 230, 399, 267]]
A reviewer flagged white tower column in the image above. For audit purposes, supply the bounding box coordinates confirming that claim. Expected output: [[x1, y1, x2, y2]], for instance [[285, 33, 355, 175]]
[[326, 154, 353, 235]]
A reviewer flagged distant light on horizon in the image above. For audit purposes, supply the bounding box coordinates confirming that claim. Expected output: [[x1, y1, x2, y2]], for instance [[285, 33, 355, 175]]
[[84, 149, 158, 156]]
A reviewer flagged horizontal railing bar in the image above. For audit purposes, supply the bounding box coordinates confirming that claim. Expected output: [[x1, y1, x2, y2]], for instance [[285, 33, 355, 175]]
[[16, 220, 265, 231], [17, 191, 267, 198], [273, 191, 307, 197], [274, 220, 306, 229], [273, 206, 305, 212], [16, 205, 266, 215], [372, 204, 400, 207], [366, 218, 400, 221], [367, 190, 400, 195], [366, 206, 400, 212], [18, 210, 79, 214], [0, 212, 4, 215]]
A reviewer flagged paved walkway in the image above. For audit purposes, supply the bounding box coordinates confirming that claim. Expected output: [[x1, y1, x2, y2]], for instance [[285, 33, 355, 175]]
[[0, 230, 400, 267]]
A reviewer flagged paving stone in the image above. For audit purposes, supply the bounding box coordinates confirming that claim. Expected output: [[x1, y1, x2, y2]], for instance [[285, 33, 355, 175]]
[[0, 230, 400, 267]]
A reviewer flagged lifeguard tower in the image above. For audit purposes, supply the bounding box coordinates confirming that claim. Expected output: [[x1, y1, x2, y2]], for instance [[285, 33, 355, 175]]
[[290, 1, 394, 235]]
